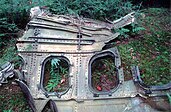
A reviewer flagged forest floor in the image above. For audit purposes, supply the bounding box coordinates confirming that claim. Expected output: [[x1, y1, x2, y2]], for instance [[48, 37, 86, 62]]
[[117, 8, 171, 85], [0, 8, 170, 111], [0, 78, 31, 111]]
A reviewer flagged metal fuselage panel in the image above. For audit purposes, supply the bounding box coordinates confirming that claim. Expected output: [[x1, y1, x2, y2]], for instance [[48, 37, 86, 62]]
[[15, 13, 171, 112]]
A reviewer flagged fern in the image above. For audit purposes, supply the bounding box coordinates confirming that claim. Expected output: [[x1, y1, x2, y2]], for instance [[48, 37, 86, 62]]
[[132, 26, 145, 32], [116, 28, 130, 38], [51, 58, 60, 68], [47, 0, 137, 21], [45, 58, 69, 92], [131, 23, 145, 33]]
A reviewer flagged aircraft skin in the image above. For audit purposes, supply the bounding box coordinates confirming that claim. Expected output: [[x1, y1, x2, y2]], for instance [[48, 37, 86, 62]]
[[0, 7, 170, 112]]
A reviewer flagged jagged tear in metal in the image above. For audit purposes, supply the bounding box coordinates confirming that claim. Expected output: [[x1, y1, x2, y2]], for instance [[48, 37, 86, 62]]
[[0, 8, 171, 112]]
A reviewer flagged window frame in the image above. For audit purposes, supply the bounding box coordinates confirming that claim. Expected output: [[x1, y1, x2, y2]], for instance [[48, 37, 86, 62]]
[[40, 56, 71, 97], [88, 51, 120, 95]]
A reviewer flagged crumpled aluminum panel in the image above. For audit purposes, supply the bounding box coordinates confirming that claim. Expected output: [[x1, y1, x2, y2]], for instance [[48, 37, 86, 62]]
[[15, 11, 171, 112], [0, 62, 14, 85]]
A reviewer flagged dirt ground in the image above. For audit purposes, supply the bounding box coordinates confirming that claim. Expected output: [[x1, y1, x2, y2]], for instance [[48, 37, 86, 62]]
[[0, 77, 31, 111]]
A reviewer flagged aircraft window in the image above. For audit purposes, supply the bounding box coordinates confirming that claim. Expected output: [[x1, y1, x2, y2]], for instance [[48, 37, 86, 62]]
[[43, 57, 70, 93], [90, 55, 119, 92]]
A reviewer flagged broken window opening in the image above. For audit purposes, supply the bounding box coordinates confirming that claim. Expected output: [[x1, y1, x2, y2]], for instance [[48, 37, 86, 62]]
[[42, 57, 70, 93], [89, 54, 119, 93]]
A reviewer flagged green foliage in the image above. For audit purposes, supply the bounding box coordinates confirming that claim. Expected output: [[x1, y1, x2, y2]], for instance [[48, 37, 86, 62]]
[[0, 93, 31, 111], [51, 58, 60, 68], [93, 58, 118, 91], [0, 0, 30, 27], [3, 110, 13, 112], [0, 18, 18, 49], [0, 18, 18, 32], [48, 0, 136, 21], [115, 22, 146, 38], [118, 8, 171, 85], [131, 24, 145, 33], [45, 58, 68, 92], [92, 58, 115, 79], [116, 28, 130, 38], [0, 0, 28, 66], [118, 31, 170, 85], [0, 46, 19, 66]]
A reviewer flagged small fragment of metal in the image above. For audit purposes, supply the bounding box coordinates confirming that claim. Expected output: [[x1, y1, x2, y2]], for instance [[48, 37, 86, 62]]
[[0, 62, 14, 86], [131, 66, 171, 96]]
